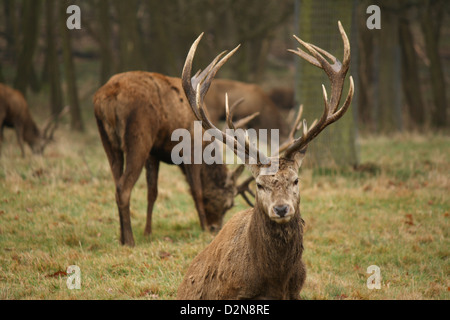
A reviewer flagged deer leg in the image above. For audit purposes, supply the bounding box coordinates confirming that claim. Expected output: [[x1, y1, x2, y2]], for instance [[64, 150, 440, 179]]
[[0, 125, 4, 156], [115, 152, 147, 247], [96, 118, 124, 185], [184, 164, 207, 230], [115, 116, 152, 246], [0, 112, 5, 156], [14, 124, 25, 157], [144, 155, 160, 237]]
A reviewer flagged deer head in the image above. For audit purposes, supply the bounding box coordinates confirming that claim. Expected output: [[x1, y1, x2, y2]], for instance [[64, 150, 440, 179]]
[[182, 21, 354, 223], [33, 106, 70, 154]]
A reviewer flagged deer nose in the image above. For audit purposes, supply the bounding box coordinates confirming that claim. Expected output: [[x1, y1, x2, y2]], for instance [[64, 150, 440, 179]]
[[273, 205, 289, 218]]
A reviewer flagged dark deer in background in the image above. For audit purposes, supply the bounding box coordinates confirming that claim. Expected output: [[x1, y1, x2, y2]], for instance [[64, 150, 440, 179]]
[[178, 21, 354, 299], [267, 86, 295, 111], [0, 83, 68, 157], [93, 71, 255, 247], [204, 78, 291, 140]]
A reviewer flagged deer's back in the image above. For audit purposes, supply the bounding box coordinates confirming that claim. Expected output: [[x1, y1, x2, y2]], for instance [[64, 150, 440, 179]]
[[0, 83, 30, 127], [204, 79, 288, 137], [93, 71, 196, 157]]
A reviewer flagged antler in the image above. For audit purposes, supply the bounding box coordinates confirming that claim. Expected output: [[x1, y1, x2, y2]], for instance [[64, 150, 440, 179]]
[[222, 97, 260, 130], [182, 33, 269, 165], [42, 105, 70, 142], [275, 104, 304, 156], [283, 21, 354, 159], [236, 176, 255, 207]]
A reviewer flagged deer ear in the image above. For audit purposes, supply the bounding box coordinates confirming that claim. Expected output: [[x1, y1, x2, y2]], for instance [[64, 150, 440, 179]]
[[292, 146, 307, 170]]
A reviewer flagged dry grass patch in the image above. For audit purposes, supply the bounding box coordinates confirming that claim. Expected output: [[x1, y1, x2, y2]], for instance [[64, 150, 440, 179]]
[[0, 125, 448, 299]]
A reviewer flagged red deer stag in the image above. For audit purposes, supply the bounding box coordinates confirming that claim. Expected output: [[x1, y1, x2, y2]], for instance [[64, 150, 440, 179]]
[[177, 21, 354, 299], [0, 83, 68, 157], [204, 79, 290, 140], [93, 70, 256, 246]]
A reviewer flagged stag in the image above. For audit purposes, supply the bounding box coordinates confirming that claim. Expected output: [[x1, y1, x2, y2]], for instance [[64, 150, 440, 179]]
[[177, 21, 354, 299], [93, 70, 257, 247], [0, 83, 67, 157]]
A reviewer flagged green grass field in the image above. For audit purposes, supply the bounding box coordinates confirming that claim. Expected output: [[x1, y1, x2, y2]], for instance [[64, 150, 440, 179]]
[[0, 120, 448, 300]]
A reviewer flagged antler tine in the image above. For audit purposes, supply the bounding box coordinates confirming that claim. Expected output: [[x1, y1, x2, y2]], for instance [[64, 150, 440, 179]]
[[183, 33, 237, 119], [284, 21, 354, 159], [233, 112, 260, 129], [276, 104, 304, 155], [225, 95, 240, 130], [338, 20, 351, 71], [290, 21, 350, 79], [287, 41, 321, 69], [182, 33, 269, 165], [236, 176, 255, 207], [229, 97, 244, 117], [291, 35, 335, 78], [224, 95, 260, 130], [42, 105, 70, 140]]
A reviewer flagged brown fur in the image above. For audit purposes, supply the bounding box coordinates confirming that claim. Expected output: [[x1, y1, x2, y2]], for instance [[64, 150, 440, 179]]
[[177, 157, 306, 300], [267, 86, 295, 111], [93, 71, 243, 247], [0, 83, 43, 156], [204, 79, 290, 139]]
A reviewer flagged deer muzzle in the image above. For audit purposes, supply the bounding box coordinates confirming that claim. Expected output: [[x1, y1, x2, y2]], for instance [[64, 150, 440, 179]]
[[270, 204, 294, 224]]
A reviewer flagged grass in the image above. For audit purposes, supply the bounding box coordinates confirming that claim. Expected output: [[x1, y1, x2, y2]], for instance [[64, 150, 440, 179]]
[[0, 120, 448, 299]]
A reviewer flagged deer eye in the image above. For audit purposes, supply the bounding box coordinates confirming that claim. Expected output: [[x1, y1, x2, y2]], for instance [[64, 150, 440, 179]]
[[294, 178, 299, 186], [256, 183, 264, 191]]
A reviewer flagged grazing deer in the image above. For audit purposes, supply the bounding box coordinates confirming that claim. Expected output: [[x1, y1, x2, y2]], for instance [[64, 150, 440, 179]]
[[204, 78, 290, 140], [177, 21, 354, 299], [93, 71, 256, 247], [267, 86, 295, 111], [0, 83, 68, 157]]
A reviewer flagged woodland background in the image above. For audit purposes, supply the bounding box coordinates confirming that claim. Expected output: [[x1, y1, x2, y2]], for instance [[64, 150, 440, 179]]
[[0, 0, 448, 139]]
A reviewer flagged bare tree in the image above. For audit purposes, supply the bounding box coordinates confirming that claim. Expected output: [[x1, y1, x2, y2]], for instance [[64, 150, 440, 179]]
[[13, 0, 42, 96], [44, 0, 63, 116], [59, 1, 84, 131], [399, 6, 425, 128], [420, 0, 447, 128]]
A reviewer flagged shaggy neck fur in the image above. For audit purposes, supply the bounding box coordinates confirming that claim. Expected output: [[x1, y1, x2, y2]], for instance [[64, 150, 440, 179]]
[[249, 199, 304, 278]]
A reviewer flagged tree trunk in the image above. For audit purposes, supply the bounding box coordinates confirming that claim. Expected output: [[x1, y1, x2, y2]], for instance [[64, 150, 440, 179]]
[[296, 0, 358, 168], [45, 0, 63, 115], [421, 0, 447, 128], [3, 0, 20, 62], [13, 0, 41, 96], [398, 15, 425, 129], [113, 0, 145, 72], [97, 0, 114, 85], [60, 1, 84, 131], [0, 62, 4, 83], [378, 2, 402, 133], [356, 0, 376, 131]]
